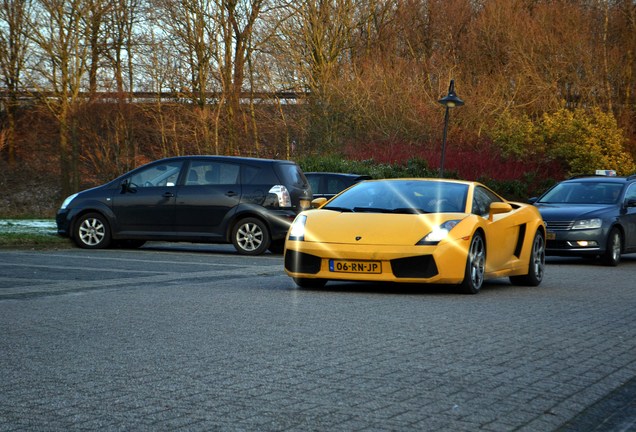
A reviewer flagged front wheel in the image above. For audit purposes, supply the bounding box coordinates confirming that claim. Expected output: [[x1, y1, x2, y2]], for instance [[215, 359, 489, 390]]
[[459, 232, 485, 294], [601, 228, 622, 266], [231, 217, 270, 255], [74, 213, 111, 249], [510, 231, 545, 286]]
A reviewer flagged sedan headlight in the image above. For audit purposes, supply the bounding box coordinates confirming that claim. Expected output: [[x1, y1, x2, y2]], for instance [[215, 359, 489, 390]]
[[571, 218, 602, 230], [60, 193, 79, 210], [417, 219, 461, 245], [288, 215, 307, 241]]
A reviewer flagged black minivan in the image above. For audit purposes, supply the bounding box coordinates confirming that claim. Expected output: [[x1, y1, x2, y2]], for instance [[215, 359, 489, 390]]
[[56, 156, 312, 255]]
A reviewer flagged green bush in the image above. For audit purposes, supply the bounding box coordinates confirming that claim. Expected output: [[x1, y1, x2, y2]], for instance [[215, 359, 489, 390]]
[[297, 155, 439, 179]]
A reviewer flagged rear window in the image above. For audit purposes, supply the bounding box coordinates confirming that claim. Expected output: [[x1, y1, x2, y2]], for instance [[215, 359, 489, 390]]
[[274, 163, 308, 188], [242, 164, 278, 184]]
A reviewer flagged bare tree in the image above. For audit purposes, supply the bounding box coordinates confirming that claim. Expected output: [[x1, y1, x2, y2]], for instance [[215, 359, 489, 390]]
[[0, 0, 32, 165], [27, 0, 91, 196]]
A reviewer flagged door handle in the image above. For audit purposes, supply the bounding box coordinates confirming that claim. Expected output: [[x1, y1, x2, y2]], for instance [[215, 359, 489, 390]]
[[225, 191, 238, 197], [162, 192, 175, 198]]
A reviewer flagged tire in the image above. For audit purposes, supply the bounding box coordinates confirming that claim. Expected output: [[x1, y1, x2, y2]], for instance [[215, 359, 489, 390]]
[[510, 231, 545, 286], [459, 232, 485, 294], [293, 277, 327, 289], [74, 213, 111, 249], [601, 227, 622, 266], [231, 217, 270, 255]]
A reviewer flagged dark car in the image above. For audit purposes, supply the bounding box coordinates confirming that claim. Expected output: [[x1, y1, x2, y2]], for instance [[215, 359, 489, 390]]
[[305, 172, 372, 200], [56, 156, 312, 255], [531, 174, 636, 265]]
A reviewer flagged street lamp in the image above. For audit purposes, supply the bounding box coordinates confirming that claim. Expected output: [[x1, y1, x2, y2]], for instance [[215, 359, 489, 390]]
[[438, 79, 464, 178]]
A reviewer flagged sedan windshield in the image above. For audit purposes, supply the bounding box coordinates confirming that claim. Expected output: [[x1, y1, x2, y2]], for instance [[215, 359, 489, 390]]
[[539, 182, 623, 204], [324, 180, 469, 213]]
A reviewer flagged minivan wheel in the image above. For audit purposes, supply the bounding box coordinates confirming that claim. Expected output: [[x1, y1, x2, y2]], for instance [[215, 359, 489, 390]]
[[74, 213, 111, 249], [231, 217, 270, 255]]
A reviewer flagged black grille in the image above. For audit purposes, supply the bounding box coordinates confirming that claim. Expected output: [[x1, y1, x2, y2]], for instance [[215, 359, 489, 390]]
[[390, 255, 438, 278], [284, 250, 322, 274], [545, 220, 573, 230]]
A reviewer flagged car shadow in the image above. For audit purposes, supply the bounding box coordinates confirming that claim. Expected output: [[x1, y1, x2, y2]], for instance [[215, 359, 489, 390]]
[[546, 254, 636, 266], [295, 279, 518, 296]]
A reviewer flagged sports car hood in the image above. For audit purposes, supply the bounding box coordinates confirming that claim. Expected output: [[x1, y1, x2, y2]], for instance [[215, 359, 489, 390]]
[[534, 203, 614, 220], [303, 209, 466, 246]]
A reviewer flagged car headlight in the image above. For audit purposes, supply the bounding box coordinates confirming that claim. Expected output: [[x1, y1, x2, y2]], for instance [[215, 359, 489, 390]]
[[417, 219, 461, 245], [288, 214, 307, 241], [571, 218, 602, 230], [60, 193, 79, 210]]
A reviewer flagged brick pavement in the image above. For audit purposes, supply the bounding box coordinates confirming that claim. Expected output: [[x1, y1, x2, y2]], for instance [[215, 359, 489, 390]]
[[0, 248, 635, 431]]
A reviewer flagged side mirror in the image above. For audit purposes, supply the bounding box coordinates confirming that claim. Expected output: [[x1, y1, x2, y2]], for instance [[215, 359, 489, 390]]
[[120, 179, 136, 193], [311, 197, 328, 208], [626, 198, 636, 208], [488, 202, 513, 221], [528, 197, 538, 204]]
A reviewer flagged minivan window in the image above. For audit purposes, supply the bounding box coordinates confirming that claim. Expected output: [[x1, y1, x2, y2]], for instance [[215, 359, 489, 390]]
[[243, 164, 278, 184], [130, 161, 183, 187], [276, 163, 307, 188], [187, 161, 240, 185]]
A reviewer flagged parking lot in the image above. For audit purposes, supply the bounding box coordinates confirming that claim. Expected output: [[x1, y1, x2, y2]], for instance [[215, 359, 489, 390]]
[[1, 244, 635, 431]]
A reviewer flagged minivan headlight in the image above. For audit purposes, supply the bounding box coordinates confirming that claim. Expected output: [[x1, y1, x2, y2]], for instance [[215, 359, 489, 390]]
[[60, 193, 79, 210], [571, 218, 602, 230]]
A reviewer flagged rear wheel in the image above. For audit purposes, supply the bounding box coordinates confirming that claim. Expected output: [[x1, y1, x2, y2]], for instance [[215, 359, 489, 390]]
[[510, 231, 545, 286], [231, 217, 270, 255], [601, 227, 622, 266], [293, 277, 327, 289], [459, 232, 485, 294], [74, 213, 111, 249]]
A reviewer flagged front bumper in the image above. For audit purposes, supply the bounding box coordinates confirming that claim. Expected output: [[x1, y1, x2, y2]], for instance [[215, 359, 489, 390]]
[[55, 209, 73, 237], [545, 227, 607, 256], [284, 239, 471, 285]]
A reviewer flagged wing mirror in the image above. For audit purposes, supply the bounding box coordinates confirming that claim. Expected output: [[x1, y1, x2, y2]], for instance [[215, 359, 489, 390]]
[[120, 179, 136, 193], [311, 197, 328, 208], [488, 202, 513, 221]]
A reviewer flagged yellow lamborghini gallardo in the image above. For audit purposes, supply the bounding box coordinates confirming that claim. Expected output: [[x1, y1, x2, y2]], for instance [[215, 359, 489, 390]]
[[284, 179, 546, 294]]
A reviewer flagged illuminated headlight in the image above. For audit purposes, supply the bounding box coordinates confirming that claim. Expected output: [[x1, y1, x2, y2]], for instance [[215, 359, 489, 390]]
[[571, 218, 602, 230], [60, 193, 79, 210], [289, 215, 307, 241], [418, 220, 461, 245]]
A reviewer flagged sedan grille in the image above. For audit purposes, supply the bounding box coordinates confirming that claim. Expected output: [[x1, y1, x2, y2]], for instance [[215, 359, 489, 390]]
[[545, 220, 574, 231]]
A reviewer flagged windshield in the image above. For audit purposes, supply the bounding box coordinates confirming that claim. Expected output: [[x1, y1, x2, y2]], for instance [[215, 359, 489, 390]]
[[324, 180, 469, 213], [538, 182, 623, 204]]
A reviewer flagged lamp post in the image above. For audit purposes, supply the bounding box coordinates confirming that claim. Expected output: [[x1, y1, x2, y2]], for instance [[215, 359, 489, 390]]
[[438, 79, 464, 178]]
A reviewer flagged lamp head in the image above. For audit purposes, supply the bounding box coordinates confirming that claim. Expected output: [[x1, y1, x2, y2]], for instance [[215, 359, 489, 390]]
[[438, 79, 464, 108]]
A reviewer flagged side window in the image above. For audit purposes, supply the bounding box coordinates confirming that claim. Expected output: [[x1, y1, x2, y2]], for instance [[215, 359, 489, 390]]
[[472, 186, 502, 217], [187, 161, 240, 186], [625, 184, 636, 202], [129, 161, 182, 187], [307, 176, 321, 194], [326, 177, 347, 195]]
